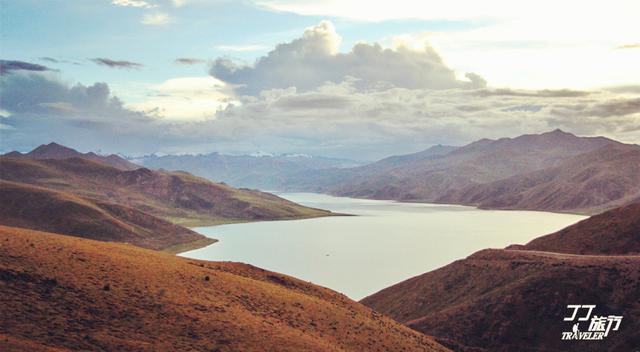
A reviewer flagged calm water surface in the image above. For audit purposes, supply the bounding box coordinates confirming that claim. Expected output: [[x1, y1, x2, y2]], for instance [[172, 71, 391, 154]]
[[181, 193, 586, 299]]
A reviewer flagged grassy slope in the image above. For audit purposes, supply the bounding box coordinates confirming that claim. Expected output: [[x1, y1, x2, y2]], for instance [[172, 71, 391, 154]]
[[362, 249, 640, 352], [0, 181, 214, 251], [520, 202, 640, 254], [0, 225, 449, 352], [0, 156, 333, 250], [0, 157, 333, 226]]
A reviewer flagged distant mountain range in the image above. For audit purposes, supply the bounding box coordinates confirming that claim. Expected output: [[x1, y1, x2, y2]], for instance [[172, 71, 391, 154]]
[[5, 142, 141, 171], [280, 129, 639, 214], [137, 130, 640, 214], [136, 152, 364, 190], [361, 202, 640, 351], [0, 143, 332, 251], [0, 225, 450, 352]]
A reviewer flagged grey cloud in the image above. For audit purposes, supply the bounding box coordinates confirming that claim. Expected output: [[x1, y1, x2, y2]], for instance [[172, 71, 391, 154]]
[[586, 98, 640, 117], [210, 21, 486, 96], [91, 58, 143, 69], [472, 88, 591, 98], [39, 57, 83, 66], [0, 72, 144, 119], [174, 58, 205, 65], [2, 71, 638, 160], [0, 72, 157, 153], [39, 57, 61, 63], [274, 94, 354, 110], [550, 98, 640, 118], [502, 104, 543, 112], [604, 85, 640, 94], [0, 60, 51, 75]]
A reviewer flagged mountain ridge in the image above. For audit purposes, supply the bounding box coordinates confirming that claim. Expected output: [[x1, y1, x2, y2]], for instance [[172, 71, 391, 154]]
[[4, 142, 141, 171], [279, 130, 638, 214], [0, 144, 333, 251]]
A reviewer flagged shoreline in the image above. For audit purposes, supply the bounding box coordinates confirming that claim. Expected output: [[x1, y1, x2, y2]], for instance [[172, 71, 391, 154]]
[[169, 211, 349, 254], [162, 237, 218, 254], [324, 193, 599, 216]]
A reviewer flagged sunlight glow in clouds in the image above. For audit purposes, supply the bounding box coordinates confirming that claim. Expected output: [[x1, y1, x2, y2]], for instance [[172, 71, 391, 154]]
[[131, 76, 235, 121], [2, 2, 639, 155], [257, 0, 640, 88]]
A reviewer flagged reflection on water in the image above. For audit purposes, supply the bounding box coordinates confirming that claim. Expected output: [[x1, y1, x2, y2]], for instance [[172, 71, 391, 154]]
[[181, 193, 586, 300]]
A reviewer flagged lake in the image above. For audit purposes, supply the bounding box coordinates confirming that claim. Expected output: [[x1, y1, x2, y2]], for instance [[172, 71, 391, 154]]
[[181, 193, 586, 300]]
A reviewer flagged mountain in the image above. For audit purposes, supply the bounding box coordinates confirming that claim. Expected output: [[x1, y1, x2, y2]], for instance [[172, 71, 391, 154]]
[[0, 156, 332, 226], [282, 144, 460, 194], [5, 142, 141, 171], [519, 202, 640, 255], [361, 203, 640, 351], [0, 181, 211, 252], [283, 130, 638, 214], [326, 130, 618, 202], [0, 150, 333, 250], [0, 225, 450, 352], [137, 152, 364, 190], [362, 249, 640, 352], [439, 143, 640, 214]]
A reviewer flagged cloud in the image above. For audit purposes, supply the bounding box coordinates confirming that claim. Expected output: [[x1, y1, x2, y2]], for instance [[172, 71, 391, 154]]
[[210, 21, 486, 95], [38, 57, 83, 66], [91, 58, 143, 69], [174, 58, 205, 65], [273, 93, 354, 110], [130, 76, 236, 120], [111, 0, 157, 8], [472, 88, 591, 98], [214, 45, 268, 52], [253, 2, 639, 89], [2, 71, 639, 158], [0, 72, 156, 152], [604, 85, 640, 94], [577, 98, 640, 118], [142, 12, 171, 25], [617, 43, 640, 49], [38, 57, 61, 63], [0, 72, 140, 118], [0, 60, 51, 75]]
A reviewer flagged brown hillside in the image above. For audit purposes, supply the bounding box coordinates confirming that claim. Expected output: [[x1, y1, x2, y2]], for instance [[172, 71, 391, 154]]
[[361, 249, 640, 352], [439, 143, 640, 214], [324, 130, 620, 207], [521, 202, 640, 254], [0, 225, 449, 352], [0, 181, 209, 251], [0, 156, 332, 227]]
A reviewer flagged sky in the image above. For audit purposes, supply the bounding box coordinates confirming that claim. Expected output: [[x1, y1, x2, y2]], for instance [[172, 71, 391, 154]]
[[1, 0, 639, 159]]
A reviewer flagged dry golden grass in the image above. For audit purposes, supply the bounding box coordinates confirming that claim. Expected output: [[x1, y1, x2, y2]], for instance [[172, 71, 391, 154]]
[[0, 156, 333, 251], [0, 156, 332, 226], [0, 225, 449, 352]]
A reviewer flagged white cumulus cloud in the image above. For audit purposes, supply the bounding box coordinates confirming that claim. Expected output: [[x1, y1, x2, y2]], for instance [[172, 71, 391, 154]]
[[210, 21, 485, 95]]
